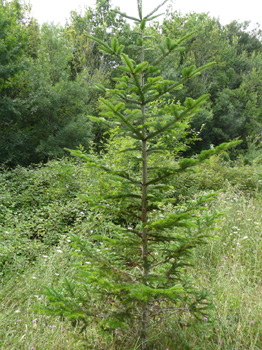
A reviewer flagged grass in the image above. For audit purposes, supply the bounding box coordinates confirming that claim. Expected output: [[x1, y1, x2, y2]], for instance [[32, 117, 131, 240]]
[[1, 160, 262, 349], [187, 189, 262, 350], [0, 244, 84, 349]]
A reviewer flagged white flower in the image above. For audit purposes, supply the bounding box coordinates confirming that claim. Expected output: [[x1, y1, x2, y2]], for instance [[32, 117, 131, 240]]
[[56, 250, 63, 253], [85, 261, 91, 264]]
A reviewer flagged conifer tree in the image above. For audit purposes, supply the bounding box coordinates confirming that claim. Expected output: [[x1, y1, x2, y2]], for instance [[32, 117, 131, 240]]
[[42, 1, 240, 348]]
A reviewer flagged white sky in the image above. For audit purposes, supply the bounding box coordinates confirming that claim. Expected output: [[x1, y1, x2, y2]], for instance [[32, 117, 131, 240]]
[[28, 0, 262, 28]]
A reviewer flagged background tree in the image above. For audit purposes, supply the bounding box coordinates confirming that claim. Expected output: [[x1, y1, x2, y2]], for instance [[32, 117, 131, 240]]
[[1, 0, 261, 167], [0, 5, 96, 166], [0, 0, 30, 165], [160, 11, 262, 153]]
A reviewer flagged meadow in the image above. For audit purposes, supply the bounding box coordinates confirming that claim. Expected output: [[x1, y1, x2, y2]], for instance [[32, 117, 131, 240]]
[[1, 156, 262, 349]]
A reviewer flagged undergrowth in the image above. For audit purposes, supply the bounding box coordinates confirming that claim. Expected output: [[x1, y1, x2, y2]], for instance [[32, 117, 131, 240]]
[[1, 158, 262, 348]]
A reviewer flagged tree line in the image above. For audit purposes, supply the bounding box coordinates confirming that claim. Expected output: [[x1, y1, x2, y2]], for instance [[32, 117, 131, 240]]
[[1, 0, 262, 167]]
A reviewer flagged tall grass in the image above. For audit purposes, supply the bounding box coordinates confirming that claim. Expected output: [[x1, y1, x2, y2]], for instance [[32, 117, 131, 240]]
[[174, 188, 262, 350], [1, 160, 262, 349]]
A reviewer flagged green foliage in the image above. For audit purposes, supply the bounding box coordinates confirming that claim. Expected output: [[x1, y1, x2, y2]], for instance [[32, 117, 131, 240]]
[[0, 2, 109, 167], [0, 159, 93, 280], [66, 0, 129, 77], [1, 1, 262, 166], [1, 0, 262, 348], [1, 159, 262, 348], [0, 0, 28, 89], [161, 11, 262, 153], [0, 0, 30, 165], [40, 2, 241, 349]]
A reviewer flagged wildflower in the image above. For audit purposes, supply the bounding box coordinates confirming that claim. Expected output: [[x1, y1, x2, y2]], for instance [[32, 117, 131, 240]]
[[43, 255, 48, 258], [204, 317, 208, 321], [56, 250, 63, 253], [218, 340, 222, 344], [85, 261, 91, 264], [249, 320, 254, 324], [32, 319, 37, 323]]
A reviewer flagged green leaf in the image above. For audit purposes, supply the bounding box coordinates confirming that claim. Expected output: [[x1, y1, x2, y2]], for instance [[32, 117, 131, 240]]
[[121, 53, 134, 72], [111, 38, 118, 53], [116, 45, 125, 55], [119, 65, 132, 73], [140, 19, 147, 30], [84, 33, 114, 55], [190, 62, 216, 77], [93, 83, 106, 92], [99, 47, 114, 54], [137, 37, 144, 46], [134, 62, 148, 74], [87, 116, 116, 128], [182, 65, 196, 78]]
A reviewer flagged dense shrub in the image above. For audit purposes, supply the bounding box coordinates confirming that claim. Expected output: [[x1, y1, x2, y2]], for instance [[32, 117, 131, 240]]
[[1, 154, 261, 283]]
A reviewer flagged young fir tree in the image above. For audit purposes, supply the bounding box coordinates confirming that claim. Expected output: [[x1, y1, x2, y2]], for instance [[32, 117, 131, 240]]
[[42, 1, 240, 348]]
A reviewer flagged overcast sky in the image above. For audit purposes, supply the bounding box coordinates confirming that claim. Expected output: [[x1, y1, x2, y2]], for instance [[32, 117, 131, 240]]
[[28, 0, 262, 28]]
